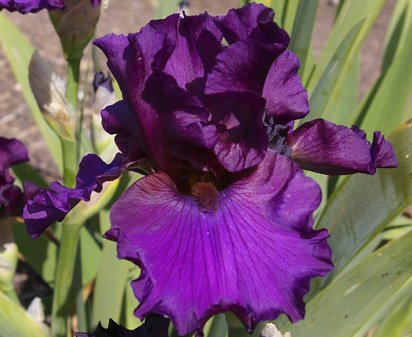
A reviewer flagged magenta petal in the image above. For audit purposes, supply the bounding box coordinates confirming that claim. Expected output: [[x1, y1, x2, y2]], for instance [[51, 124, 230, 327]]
[[23, 153, 127, 238], [262, 51, 309, 123], [288, 119, 398, 175], [108, 151, 332, 336]]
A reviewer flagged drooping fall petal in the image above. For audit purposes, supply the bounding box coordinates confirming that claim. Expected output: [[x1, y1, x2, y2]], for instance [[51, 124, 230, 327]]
[[107, 151, 332, 336]]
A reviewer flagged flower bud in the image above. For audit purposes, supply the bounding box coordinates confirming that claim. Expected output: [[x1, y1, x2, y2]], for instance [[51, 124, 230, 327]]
[[29, 51, 76, 141], [49, 0, 102, 60]]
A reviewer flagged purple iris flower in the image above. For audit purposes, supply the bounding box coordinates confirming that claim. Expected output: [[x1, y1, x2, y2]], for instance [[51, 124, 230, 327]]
[[0, 0, 100, 13], [0, 137, 38, 218], [24, 3, 397, 336]]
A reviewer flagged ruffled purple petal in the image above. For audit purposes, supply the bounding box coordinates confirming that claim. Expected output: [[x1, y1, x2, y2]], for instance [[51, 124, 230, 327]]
[[262, 51, 309, 123], [23, 153, 127, 238], [287, 119, 398, 175], [94, 15, 179, 96], [215, 3, 289, 55], [96, 17, 219, 172], [164, 12, 222, 92], [0, 0, 64, 13], [107, 150, 332, 336]]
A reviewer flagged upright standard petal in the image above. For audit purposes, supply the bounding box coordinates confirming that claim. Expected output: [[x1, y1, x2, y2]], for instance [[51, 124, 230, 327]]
[[287, 119, 398, 175], [215, 2, 289, 54], [24, 153, 127, 237], [262, 51, 309, 123], [164, 12, 222, 92], [108, 151, 332, 336], [0, 0, 64, 13]]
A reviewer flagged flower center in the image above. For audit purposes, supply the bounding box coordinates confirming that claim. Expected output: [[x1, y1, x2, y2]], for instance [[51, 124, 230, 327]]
[[190, 182, 219, 212]]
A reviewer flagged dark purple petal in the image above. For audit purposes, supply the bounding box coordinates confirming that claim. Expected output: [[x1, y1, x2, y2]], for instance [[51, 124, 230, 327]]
[[24, 153, 127, 238], [101, 100, 146, 163], [107, 151, 332, 336], [164, 12, 222, 92], [262, 51, 309, 123], [205, 40, 271, 96], [287, 119, 398, 175], [94, 14, 179, 96], [0, 137, 29, 185], [142, 71, 217, 149], [207, 93, 267, 171], [94, 34, 132, 94], [0, 184, 23, 217], [0, 0, 64, 13], [215, 3, 289, 54]]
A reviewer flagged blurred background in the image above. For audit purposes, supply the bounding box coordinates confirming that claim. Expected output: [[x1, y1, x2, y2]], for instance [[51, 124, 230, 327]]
[[0, 0, 396, 179]]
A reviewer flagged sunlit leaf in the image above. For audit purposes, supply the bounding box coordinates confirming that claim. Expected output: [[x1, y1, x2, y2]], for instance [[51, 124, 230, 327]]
[[279, 230, 412, 337], [91, 209, 130, 327], [357, 3, 412, 136], [317, 122, 412, 285], [0, 290, 50, 337], [307, 0, 385, 93], [289, 0, 319, 75]]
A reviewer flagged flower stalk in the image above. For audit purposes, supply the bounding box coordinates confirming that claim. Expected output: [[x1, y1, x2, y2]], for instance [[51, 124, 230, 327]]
[[51, 56, 82, 337]]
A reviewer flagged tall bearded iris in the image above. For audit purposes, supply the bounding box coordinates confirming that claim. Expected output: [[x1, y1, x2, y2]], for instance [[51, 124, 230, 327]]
[[24, 3, 397, 336]]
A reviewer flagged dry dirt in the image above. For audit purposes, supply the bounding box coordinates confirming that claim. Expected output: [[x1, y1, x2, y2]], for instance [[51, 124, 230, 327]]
[[0, 0, 395, 178]]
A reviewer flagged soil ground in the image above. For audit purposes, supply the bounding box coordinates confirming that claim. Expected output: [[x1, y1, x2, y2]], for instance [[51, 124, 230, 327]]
[[0, 0, 395, 178]]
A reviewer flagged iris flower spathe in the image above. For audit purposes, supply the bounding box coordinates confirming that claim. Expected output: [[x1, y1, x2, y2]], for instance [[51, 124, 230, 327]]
[[23, 3, 397, 336]]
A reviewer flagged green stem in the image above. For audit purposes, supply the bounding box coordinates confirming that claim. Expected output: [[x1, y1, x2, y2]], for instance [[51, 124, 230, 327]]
[[61, 139, 77, 188], [66, 58, 81, 112], [51, 223, 82, 337], [51, 57, 83, 337]]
